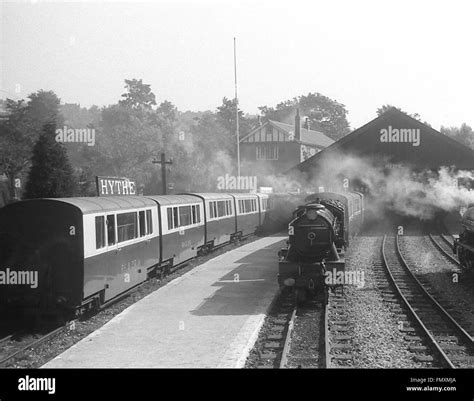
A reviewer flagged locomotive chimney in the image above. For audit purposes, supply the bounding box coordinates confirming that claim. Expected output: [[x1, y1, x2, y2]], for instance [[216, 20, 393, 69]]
[[294, 108, 301, 141]]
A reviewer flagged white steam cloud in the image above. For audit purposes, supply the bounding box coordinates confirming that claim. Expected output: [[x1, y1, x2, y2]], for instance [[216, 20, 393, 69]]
[[284, 152, 474, 220]]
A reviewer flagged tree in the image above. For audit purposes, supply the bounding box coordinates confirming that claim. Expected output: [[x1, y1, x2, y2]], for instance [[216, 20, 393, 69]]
[[376, 104, 420, 120], [26, 90, 64, 127], [216, 97, 252, 137], [119, 79, 157, 110], [258, 93, 351, 141], [24, 122, 77, 199], [99, 104, 160, 178], [440, 123, 474, 149], [157, 100, 178, 148], [0, 90, 63, 200]]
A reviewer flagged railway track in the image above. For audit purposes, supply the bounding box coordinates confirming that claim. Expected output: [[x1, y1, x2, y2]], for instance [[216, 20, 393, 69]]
[[325, 292, 354, 368], [250, 291, 327, 368], [428, 232, 460, 268], [0, 322, 74, 367], [382, 235, 474, 368]]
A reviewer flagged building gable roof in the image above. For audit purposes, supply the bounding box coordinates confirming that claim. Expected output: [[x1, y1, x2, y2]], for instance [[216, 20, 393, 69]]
[[291, 107, 474, 174], [240, 120, 334, 148]]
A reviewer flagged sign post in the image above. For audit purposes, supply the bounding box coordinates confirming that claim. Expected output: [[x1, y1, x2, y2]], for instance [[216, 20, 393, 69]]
[[152, 152, 173, 195]]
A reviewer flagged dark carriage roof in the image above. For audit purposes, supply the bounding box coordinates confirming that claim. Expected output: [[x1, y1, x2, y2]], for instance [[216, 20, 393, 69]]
[[3, 196, 157, 215], [145, 194, 202, 205], [182, 193, 234, 201]]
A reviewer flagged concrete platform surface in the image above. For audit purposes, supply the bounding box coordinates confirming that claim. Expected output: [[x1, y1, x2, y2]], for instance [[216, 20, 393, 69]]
[[42, 235, 285, 368]]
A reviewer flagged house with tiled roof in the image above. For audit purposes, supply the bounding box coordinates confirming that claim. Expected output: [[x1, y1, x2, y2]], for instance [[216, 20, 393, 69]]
[[239, 109, 334, 184]]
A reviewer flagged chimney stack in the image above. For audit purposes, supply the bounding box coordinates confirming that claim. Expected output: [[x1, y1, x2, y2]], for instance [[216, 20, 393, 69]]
[[295, 108, 301, 141]]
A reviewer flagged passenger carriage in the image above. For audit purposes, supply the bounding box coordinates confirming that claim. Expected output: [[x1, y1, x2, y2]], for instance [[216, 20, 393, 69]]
[[231, 193, 261, 238], [185, 193, 236, 251], [0, 196, 159, 317], [255, 193, 271, 227], [147, 195, 205, 267]]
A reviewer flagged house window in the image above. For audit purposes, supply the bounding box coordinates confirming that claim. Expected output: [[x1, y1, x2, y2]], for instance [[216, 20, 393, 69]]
[[256, 145, 279, 160]]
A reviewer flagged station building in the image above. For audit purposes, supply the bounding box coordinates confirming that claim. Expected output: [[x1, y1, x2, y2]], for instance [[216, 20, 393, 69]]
[[239, 110, 334, 186], [287, 107, 474, 190]]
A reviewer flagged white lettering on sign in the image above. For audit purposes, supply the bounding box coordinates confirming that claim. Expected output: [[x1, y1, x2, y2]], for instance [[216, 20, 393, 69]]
[[380, 126, 420, 147], [97, 177, 137, 196]]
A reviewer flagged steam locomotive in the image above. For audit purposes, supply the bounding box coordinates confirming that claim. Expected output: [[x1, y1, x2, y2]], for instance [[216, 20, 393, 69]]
[[454, 207, 474, 271], [278, 191, 364, 303]]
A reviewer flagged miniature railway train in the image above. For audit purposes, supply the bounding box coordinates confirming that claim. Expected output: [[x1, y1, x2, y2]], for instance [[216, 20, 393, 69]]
[[0, 192, 276, 320], [278, 191, 365, 303]]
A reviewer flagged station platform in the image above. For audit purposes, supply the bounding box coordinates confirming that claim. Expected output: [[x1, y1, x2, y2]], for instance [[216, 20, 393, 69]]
[[42, 234, 286, 368]]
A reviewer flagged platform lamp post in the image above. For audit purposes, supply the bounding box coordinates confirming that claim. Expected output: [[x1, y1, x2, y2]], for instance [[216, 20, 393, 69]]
[[152, 152, 173, 195]]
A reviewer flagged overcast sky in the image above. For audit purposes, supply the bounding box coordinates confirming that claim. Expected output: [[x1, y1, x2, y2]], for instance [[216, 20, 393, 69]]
[[1, 0, 473, 130]]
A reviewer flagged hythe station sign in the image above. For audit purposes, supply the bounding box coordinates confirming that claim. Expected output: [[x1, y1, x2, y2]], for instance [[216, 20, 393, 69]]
[[96, 176, 137, 196]]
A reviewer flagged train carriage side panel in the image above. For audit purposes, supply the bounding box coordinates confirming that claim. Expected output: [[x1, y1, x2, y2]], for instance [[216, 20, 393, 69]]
[[147, 195, 205, 267], [82, 196, 159, 303], [0, 199, 84, 314], [184, 193, 236, 247], [255, 193, 270, 227], [231, 194, 260, 237]]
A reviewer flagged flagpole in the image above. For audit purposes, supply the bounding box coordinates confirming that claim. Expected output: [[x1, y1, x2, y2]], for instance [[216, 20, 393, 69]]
[[234, 37, 240, 178]]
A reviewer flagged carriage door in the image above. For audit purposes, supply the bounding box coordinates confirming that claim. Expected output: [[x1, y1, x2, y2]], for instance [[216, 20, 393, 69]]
[[103, 213, 119, 301]]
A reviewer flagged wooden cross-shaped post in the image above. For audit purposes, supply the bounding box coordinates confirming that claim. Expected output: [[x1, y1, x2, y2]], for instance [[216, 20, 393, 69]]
[[152, 152, 173, 195]]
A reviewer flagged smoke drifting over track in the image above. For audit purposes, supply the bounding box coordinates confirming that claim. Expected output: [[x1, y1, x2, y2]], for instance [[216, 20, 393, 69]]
[[282, 153, 474, 220]]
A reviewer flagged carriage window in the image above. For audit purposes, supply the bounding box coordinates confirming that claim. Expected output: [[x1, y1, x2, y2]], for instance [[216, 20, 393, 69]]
[[139, 211, 146, 237], [95, 216, 106, 249], [173, 207, 179, 228], [191, 205, 201, 224], [107, 214, 116, 245], [227, 200, 233, 215], [209, 202, 214, 219], [146, 209, 153, 234], [244, 199, 251, 212], [179, 206, 192, 226], [117, 212, 138, 243], [217, 201, 226, 217], [167, 208, 173, 230]]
